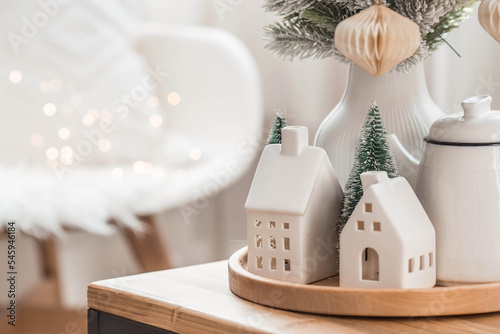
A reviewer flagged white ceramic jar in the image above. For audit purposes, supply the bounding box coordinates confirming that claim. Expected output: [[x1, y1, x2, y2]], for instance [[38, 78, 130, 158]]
[[416, 95, 500, 284]]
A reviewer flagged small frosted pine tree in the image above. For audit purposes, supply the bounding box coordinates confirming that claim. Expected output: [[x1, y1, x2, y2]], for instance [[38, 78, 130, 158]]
[[267, 110, 287, 144], [338, 102, 399, 233]]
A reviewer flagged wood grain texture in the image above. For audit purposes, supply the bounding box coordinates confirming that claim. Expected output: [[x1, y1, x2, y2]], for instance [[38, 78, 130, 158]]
[[88, 261, 358, 334], [88, 255, 500, 333], [229, 247, 500, 317]]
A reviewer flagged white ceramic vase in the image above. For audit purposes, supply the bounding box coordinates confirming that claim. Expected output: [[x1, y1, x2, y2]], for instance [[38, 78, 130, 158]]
[[314, 63, 444, 187]]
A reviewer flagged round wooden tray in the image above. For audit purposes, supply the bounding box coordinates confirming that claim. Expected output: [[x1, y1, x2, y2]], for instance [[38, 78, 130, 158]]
[[228, 247, 500, 317]]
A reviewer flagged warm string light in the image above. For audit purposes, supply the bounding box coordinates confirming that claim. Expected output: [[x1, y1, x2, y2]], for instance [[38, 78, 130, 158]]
[[189, 148, 202, 161], [46, 147, 59, 160], [167, 92, 181, 105], [149, 114, 163, 127], [43, 103, 57, 116], [82, 109, 99, 126], [58, 128, 71, 140], [82, 114, 94, 125], [19, 77, 182, 174], [9, 71, 22, 84]]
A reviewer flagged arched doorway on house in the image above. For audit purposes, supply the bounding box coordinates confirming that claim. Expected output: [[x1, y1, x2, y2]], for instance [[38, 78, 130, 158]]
[[362, 247, 379, 281]]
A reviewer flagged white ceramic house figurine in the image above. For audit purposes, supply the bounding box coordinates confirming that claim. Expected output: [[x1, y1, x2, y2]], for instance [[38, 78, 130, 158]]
[[340, 171, 435, 289], [245, 126, 343, 284]]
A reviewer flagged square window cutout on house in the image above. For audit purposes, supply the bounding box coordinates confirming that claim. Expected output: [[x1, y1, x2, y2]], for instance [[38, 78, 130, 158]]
[[283, 222, 289, 229], [270, 257, 276, 270], [270, 236, 276, 249], [364, 203, 372, 213], [256, 256, 263, 269], [284, 259, 291, 271], [429, 252, 434, 267], [284, 237, 290, 250], [373, 222, 381, 231], [256, 235, 262, 248], [420, 255, 425, 270], [269, 221, 275, 228], [357, 221, 365, 231], [409, 258, 415, 273], [255, 220, 262, 227]]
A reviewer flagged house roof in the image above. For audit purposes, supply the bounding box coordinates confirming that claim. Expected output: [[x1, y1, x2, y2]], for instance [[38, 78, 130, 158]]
[[360, 174, 434, 242], [245, 144, 335, 216]]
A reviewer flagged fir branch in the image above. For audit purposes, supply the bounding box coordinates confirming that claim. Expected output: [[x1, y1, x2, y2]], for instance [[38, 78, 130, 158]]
[[345, 0, 388, 12], [394, 42, 429, 73], [264, 15, 344, 60], [423, 4, 474, 52], [301, 3, 354, 31], [393, 1, 473, 35], [263, 0, 324, 15]]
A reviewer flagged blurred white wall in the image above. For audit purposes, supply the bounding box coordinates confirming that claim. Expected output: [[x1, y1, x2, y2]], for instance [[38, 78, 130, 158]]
[[427, 2, 500, 112]]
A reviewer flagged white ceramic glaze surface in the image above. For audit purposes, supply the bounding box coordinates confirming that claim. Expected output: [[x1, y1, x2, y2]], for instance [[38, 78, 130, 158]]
[[390, 95, 500, 284], [428, 95, 500, 143], [340, 171, 436, 289], [315, 63, 443, 188], [416, 145, 500, 284], [246, 127, 343, 284]]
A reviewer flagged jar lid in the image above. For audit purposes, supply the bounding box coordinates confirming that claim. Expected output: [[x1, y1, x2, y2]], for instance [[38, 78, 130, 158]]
[[428, 95, 500, 144]]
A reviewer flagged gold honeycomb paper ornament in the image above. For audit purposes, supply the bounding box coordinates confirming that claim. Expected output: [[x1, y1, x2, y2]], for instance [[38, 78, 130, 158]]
[[479, 0, 500, 43], [334, 5, 421, 76]]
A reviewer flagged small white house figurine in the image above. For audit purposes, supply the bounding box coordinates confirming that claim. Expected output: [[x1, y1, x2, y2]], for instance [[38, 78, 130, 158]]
[[245, 126, 343, 284], [340, 171, 436, 289]]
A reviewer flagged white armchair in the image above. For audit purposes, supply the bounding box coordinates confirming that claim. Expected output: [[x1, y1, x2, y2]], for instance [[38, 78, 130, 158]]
[[0, 20, 263, 313], [135, 22, 263, 213]]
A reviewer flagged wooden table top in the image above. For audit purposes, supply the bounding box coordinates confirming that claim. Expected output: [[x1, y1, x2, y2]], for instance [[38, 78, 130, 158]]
[[88, 260, 500, 334]]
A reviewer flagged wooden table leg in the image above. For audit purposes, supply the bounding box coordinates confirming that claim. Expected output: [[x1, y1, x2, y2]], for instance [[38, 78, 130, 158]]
[[123, 216, 171, 272], [38, 237, 62, 305]]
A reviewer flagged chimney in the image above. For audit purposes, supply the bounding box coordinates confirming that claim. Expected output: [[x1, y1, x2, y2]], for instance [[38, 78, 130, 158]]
[[281, 126, 308, 156], [360, 171, 389, 192]]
